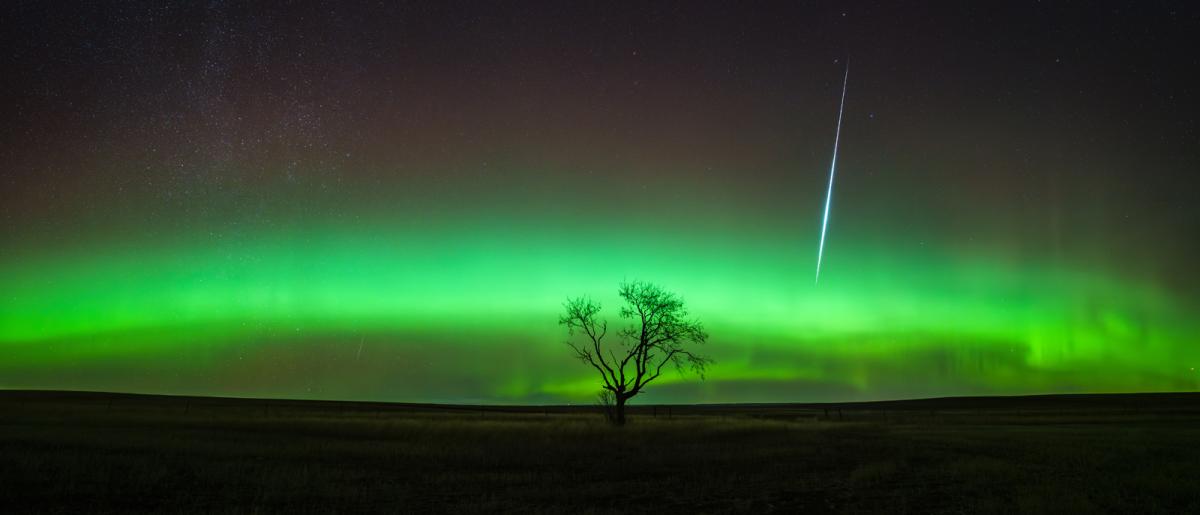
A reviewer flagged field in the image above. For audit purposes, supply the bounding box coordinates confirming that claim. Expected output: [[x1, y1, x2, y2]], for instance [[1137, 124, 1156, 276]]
[[2, 391, 1198, 513]]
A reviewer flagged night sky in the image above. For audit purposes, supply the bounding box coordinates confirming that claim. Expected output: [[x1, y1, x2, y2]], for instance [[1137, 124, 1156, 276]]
[[2, 2, 1198, 403]]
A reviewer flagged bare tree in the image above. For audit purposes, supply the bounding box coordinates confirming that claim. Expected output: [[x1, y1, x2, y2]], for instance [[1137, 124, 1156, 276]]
[[559, 281, 711, 425]]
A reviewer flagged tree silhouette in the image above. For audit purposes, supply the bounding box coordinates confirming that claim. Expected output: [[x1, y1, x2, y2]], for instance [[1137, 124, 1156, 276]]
[[559, 281, 711, 425]]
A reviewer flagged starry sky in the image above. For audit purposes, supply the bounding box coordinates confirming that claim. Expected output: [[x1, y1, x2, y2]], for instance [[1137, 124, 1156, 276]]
[[2, 1, 1198, 403]]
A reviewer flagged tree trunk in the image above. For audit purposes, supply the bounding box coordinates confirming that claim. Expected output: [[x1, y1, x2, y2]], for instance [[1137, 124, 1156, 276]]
[[615, 395, 627, 426]]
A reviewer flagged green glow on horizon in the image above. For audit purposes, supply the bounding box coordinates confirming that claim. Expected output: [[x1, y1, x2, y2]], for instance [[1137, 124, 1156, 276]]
[[2, 213, 1196, 403]]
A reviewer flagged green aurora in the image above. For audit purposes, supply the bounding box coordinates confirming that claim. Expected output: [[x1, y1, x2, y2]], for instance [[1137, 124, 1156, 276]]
[[3, 205, 1196, 402], [3, 3, 1198, 403]]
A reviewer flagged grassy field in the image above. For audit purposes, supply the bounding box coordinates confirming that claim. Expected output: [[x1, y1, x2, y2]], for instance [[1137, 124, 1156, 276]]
[[2, 391, 1198, 513]]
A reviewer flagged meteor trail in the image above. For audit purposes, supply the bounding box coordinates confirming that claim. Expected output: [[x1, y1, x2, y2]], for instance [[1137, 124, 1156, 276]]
[[815, 61, 849, 284]]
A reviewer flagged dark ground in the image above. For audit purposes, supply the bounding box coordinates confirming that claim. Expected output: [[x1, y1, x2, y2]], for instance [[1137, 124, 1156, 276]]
[[2, 391, 1198, 513]]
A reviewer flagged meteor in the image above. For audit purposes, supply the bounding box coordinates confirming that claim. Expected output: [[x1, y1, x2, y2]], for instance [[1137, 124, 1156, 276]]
[[815, 61, 849, 284]]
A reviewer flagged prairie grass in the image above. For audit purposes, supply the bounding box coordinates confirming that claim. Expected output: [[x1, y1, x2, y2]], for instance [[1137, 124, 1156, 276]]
[[1, 391, 1198, 513]]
